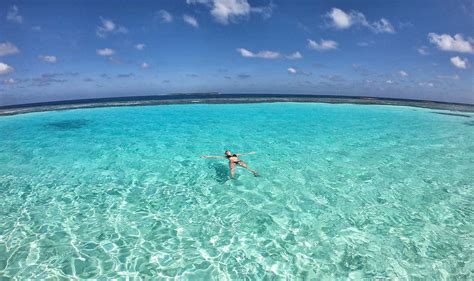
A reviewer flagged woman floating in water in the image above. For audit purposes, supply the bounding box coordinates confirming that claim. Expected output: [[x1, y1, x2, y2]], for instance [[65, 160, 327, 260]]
[[201, 151, 259, 178]]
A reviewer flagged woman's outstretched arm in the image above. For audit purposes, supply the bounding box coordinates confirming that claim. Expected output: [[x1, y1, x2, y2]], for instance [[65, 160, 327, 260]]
[[201, 155, 226, 158], [236, 151, 256, 156]]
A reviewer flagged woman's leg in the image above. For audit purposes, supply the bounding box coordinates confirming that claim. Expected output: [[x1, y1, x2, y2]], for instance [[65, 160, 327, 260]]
[[237, 161, 258, 176], [229, 162, 236, 178]]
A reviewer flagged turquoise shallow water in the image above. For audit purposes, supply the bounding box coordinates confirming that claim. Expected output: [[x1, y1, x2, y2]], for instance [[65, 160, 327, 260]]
[[0, 103, 473, 279]]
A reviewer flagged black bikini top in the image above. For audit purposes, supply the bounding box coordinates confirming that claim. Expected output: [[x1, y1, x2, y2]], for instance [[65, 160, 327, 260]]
[[226, 154, 237, 158]]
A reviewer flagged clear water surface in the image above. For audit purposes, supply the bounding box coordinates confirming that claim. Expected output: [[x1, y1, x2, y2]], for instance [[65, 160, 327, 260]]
[[0, 103, 472, 279]]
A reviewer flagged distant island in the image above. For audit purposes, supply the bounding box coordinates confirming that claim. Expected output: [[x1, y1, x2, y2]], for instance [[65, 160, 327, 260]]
[[1, 93, 473, 116]]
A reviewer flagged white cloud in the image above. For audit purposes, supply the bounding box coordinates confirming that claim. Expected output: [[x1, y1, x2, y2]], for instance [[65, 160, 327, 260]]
[[386, 80, 394, 84], [96, 48, 115, 56], [450, 56, 468, 69], [419, 82, 434, 87], [211, 0, 251, 24], [417, 46, 429, 55], [287, 67, 311, 76], [326, 7, 395, 34], [141, 62, 150, 69], [249, 3, 273, 20], [287, 51, 303, 59], [7, 5, 23, 24], [3, 78, 16, 85], [428, 33, 473, 53], [370, 18, 395, 34], [236, 48, 280, 59], [39, 55, 57, 63], [186, 0, 273, 24], [183, 14, 199, 28], [108, 57, 123, 64], [0, 63, 14, 75], [307, 39, 338, 51], [236, 48, 302, 59], [437, 74, 459, 80], [157, 10, 173, 23], [96, 17, 128, 38], [135, 43, 146, 50], [398, 21, 414, 29], [101, 18, 115, 31], [0, 42, 20, 56], [327, 8, 352, 29], [236, 48, 254, 57], [399, 70, 408, 77]]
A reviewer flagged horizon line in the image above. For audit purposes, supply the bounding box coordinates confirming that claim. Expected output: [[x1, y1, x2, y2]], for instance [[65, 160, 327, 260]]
[[2, 93, 474, 110]]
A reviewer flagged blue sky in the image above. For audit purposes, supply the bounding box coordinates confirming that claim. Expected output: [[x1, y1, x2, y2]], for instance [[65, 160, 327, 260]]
[[0, 0, 473, 106]]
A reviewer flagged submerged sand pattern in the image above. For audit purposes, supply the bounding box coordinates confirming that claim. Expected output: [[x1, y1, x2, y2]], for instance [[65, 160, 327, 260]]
[[0, 103, 472, 279]]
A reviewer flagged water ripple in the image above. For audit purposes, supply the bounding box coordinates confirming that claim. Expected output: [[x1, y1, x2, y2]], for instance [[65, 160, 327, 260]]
[[0, 103, 472, 279]]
